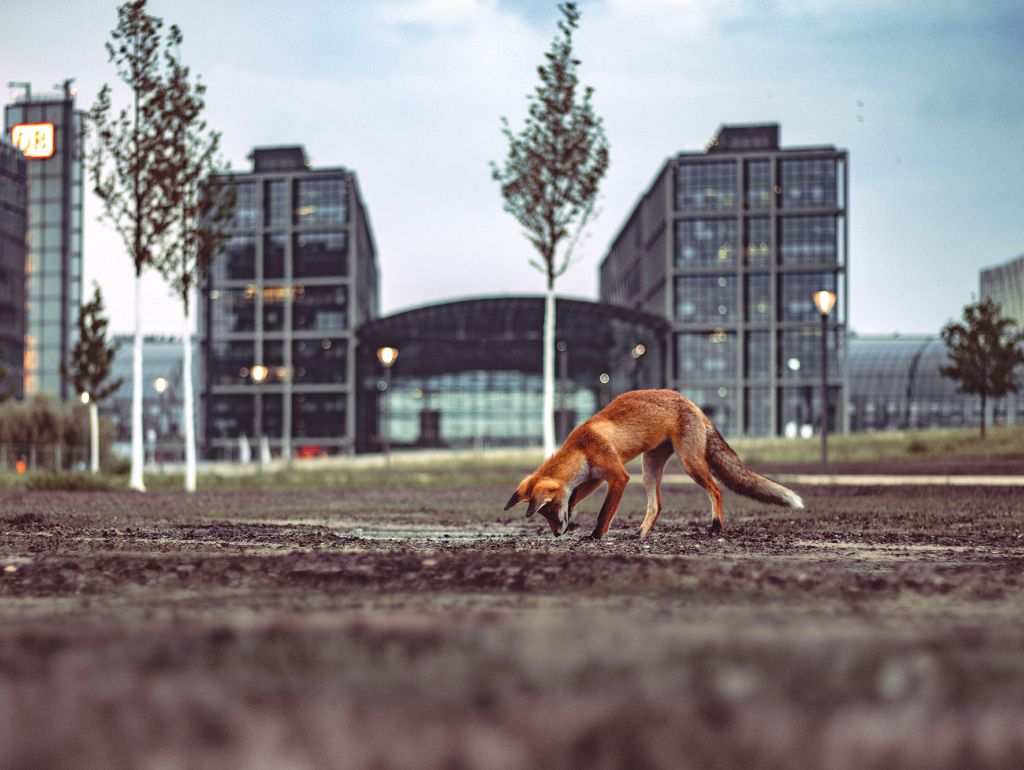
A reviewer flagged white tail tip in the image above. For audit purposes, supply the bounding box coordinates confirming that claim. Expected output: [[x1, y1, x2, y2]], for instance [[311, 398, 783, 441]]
[[785, 489, 805, 509]]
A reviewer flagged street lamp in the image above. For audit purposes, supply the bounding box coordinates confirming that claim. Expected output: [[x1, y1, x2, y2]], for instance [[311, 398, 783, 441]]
[[251, 365, 268, 472], [376, 347, 399, 465], [812, 290, 837, 473], [629, 343, 646, 391]]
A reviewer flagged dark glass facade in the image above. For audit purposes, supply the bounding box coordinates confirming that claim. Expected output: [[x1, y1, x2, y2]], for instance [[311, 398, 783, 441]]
[[200, 146, 379, 458], [355, 297, 666, 451], [0, 140, 27, 398], [600, 123, 848, 436], [4, 84, 84, 399]]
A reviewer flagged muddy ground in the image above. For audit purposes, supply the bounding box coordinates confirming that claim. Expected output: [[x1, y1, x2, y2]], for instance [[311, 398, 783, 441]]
[[1, 473, 1023, 768]]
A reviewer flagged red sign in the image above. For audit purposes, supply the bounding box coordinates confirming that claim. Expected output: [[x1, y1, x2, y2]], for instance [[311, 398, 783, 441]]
[[11, 123, 55, 159]]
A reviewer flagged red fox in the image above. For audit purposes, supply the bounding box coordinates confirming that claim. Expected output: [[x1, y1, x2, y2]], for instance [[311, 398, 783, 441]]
[[504, 389, 804, 539]]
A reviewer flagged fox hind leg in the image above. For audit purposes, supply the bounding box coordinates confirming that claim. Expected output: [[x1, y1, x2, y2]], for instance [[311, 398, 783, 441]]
[[638, 441, 674, 539], [676, 445, 725, 533]]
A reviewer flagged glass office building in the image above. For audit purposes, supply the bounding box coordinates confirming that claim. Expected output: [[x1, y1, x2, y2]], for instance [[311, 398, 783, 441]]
[[355, 296, 666, 452], [981, 255, 1024, 325], [200, 146, 379, 458], [3, 81, 84, 399], [0, 139, 27, 398], [600, 124, 848, 437]]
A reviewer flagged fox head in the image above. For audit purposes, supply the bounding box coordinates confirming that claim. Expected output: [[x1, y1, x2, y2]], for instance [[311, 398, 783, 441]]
[[503, 474, 570, 536]]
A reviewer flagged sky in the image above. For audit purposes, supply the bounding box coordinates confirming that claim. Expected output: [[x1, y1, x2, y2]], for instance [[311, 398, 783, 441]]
[[1, 0, 1022, 337]]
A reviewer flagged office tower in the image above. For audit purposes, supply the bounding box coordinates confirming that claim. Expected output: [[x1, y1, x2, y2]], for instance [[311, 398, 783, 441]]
[[600, 124, 848, 436], [980, 255, 1024, 325], [4, 80, 84, 399], [0, 138, 27, 397], [201, 146, 379, 457]]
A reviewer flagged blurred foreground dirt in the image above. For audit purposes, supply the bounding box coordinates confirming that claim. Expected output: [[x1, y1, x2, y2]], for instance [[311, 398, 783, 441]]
[[1, 479, 1023, 768]]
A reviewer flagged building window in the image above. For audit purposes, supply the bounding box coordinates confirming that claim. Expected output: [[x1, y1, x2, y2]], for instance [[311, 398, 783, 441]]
[[232, 182, 258, 227], [294, 231, 348, 278], [779, 272, 837, 321], [744, 217, 771, 266], [209, 394, 252, 439], [778, 328, 838, 379], [745, 330, 770, 378], [264, 233, 285, 280], [292, 392, 346, 438], [294, 177, 347, 225], [293, 284, 347, 331], [262, 285, 286, 332], [744, 159, 771, 210], [778, 157, 836, 209], [293, 337, 346, 384], [264, 179, 287, 227], [210, 286, 256, 334], [745, 273, 771, 322], [744, 387, 772, 436], [209, 339, 254, 385], [263, 339, 287, 382], [778, 215, 838, 265], [213, 234, 256, 281], [779, 385, 838, 435], [675, 218, 737, 268], [261, 394, 284, 439], [674, 161, 737, 211], [675, 275, 735, 323], [676, 330, 737, 381]]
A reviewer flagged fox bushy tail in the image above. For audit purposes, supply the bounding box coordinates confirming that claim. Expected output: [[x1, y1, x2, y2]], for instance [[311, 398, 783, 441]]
[[704, 428, 804, 509]]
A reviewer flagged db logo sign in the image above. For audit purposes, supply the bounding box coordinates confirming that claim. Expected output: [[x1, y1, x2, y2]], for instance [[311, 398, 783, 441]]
[[11, 123, 55, 159]]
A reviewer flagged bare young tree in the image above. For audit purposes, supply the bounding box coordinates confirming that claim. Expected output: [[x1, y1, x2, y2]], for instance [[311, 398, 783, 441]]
[[63, 284, 123, 473], [940, 297, 1024, 438], [90, 0, 180, 490], [157, 28, 234, 492], [491, 1, 609, 456]]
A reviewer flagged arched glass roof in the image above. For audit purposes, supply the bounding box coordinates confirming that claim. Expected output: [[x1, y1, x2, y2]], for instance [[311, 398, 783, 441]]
[[357, 296, 668, 379]]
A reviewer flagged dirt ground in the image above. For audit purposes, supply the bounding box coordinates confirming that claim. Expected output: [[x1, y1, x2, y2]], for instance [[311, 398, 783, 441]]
[[1, 473, 1023, 768]]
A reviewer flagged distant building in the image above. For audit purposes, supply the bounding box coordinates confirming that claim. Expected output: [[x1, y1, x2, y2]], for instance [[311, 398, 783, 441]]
[[200, 146, 379, 458], [980, 254, 1024, 325], [355, 296, 665, 451], [3, 81, 85, 399], [847, 334, 1020, 430], [599, 124, 848, 437], [105, 335, 195, 460], [0, 138, 27, 398]]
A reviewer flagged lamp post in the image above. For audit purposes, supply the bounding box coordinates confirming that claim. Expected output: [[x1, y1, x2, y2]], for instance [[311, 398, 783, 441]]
[[250, 365, 268, 472], [629, 343, 646, 391], [812, 290, 837, 473], [376, 347, 399, 465]]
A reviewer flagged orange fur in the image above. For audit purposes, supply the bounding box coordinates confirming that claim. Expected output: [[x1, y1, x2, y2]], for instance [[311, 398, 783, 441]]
[[503, 389, 803, 539]]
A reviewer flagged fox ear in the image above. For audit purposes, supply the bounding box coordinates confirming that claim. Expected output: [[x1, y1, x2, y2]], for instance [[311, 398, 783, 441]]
[[525, 495, 552, 518], [503, 491, 523, 511]]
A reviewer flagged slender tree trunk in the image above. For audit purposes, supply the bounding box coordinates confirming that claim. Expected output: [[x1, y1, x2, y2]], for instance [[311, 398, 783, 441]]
[[89, 401, 99, 474], [183, 290, 197, 492], [980, 392, 987, 440], [543, 283, 556, 457], [130, 270, 146, 491]]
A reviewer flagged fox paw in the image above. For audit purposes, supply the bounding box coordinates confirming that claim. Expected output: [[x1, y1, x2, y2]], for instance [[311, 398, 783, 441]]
[[709, 519, 722, 535]]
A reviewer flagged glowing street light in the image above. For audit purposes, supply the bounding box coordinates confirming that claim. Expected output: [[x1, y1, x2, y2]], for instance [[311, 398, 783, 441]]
[[376, 347, 399, 464], [813, 290, 837, 473], [153, 376, 169, 394]]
